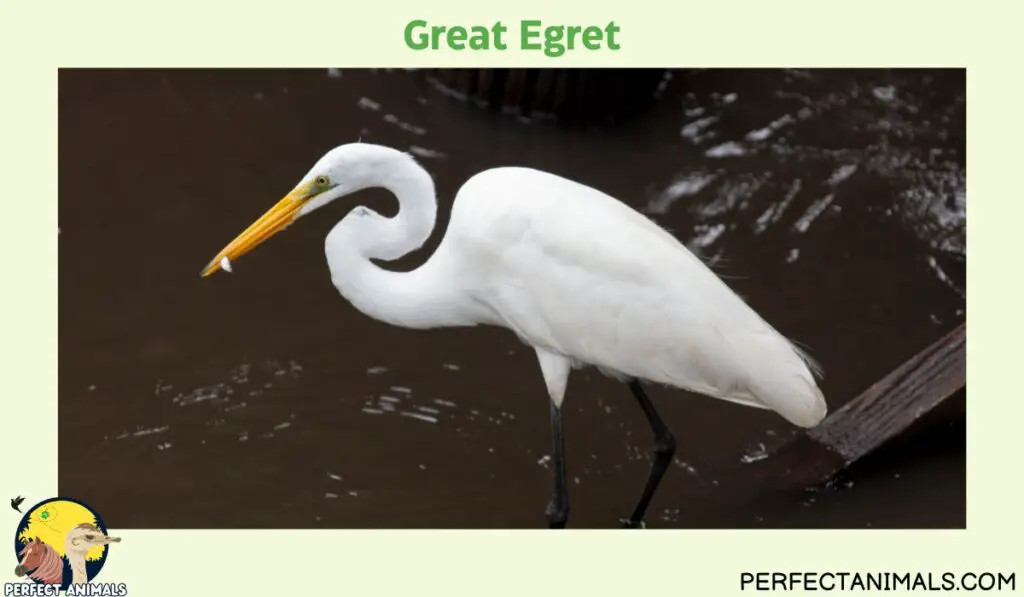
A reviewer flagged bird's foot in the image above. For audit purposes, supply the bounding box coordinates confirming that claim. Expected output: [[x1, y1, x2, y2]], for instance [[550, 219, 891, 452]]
[[618, 518, 646, 529]]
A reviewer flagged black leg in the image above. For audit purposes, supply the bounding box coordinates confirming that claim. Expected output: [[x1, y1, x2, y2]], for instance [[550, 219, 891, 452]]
[[545, 401, 569, 529], [620, 379, 676, 529]]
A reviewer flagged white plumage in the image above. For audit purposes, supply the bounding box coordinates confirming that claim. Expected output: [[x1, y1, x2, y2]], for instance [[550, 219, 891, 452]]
[[446, 167, 825, 426], [202, 142, 827, 528]]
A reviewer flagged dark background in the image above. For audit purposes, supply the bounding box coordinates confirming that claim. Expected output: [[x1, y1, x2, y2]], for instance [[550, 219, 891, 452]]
[[59, 68, 965, 528]]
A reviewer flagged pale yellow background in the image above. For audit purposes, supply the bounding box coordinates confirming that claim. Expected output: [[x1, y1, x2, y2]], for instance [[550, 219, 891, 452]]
[[0, 0, 1012, 594]]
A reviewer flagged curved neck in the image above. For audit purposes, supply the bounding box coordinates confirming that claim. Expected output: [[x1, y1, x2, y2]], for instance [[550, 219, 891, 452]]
[[366, 159, 437, 261], [325, 154, 479, 330]]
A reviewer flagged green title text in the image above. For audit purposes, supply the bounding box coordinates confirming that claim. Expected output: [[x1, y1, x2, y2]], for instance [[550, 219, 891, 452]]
[[404, 20, 621, 57]]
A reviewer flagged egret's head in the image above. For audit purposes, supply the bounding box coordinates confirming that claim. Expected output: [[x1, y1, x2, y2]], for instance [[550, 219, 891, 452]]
[[200, 142, 408, 277]]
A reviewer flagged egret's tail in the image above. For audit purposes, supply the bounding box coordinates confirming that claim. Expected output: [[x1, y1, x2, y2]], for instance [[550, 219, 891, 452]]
[[750, 358, 827, 428], [765, 374, 828, 428], [728, 334, 828, 428]]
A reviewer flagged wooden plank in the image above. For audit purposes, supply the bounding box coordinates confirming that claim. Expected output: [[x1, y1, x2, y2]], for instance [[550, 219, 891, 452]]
[[767, 322, 965, 487]]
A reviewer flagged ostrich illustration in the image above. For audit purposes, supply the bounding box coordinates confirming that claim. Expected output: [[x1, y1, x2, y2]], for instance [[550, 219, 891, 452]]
[[64, 524, 121, 585], [14, 524, 120, 586]]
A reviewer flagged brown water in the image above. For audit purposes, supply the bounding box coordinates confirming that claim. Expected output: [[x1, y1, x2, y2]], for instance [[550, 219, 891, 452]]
[[58, 68, 965, 529]]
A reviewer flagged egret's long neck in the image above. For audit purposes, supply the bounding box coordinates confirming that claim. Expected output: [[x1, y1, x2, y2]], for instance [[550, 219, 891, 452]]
[[326, 154, 479, 330], [369, 160, 437, 261]]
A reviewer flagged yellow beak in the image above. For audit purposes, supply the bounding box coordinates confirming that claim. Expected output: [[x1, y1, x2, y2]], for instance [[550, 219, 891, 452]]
[[200, 183, 313, 277]]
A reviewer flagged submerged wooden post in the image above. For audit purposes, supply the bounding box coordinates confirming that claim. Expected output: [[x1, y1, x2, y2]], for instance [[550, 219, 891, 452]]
[[767, 322, 966, 487], [425, 68, 671, 126]]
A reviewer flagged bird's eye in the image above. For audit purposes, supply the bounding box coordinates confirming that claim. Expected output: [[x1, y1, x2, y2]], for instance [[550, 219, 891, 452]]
[[316, 176, 329, 187], [85, 534, 94, 541]]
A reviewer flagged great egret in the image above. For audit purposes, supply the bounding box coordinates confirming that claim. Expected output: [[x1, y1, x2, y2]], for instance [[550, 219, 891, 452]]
[[201, 142, 827, 528]]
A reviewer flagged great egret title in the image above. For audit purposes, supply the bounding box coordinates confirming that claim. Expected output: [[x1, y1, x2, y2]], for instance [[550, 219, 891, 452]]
[[403, 20, 621, 57]]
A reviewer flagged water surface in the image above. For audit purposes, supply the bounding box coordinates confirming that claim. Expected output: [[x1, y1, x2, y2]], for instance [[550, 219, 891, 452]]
[[59, 68, 965, 528]]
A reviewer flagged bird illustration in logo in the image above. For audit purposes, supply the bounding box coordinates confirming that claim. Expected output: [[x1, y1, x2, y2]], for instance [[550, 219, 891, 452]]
[[10, 497, 24, 513], [13, 498, 121, 588]]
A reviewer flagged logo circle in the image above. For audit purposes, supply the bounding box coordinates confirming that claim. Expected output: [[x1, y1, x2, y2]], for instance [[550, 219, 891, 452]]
[[13, 497, 112, 590]]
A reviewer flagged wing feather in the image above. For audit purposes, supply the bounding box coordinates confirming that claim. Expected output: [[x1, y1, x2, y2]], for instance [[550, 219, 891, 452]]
[[446, 167, 827, 427]]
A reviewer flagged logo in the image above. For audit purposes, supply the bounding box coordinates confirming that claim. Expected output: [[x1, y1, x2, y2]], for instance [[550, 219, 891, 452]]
[[8, 497, 127, 596]]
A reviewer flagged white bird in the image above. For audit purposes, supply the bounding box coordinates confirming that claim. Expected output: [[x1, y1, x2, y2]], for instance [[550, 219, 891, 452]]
[[201, 142, 827, 528]]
